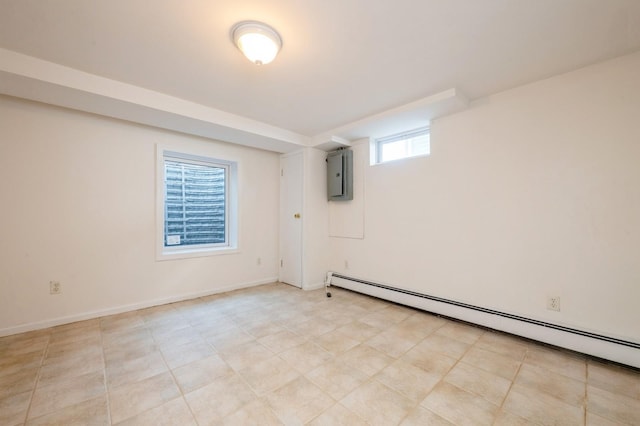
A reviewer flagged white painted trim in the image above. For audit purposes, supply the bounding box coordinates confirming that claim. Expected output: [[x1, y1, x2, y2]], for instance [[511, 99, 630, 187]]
[[0, 277, 278, 338], [331, 275, 640, 369]]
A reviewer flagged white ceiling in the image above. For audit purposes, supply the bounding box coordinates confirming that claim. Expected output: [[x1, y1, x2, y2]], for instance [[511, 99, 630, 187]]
[[1, 0, 640, 150]]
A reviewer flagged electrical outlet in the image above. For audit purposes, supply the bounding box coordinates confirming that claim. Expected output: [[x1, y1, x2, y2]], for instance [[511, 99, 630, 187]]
[[547, 296, 560, 311], [344, 260, 349, 269], [50, 281, 62, 295], [257, 257, 261, 266]]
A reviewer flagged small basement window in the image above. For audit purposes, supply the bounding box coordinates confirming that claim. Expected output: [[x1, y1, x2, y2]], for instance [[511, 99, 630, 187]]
[[374, 126, 430, 164], [157, 148, 238, 260]]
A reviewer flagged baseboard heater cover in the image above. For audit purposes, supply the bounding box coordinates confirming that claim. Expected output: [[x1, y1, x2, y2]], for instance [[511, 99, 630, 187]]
[[330, 273, 640, 369]]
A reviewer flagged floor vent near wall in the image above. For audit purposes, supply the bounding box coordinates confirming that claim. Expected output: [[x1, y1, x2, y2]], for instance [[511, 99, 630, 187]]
[[329, 273, 640, 369]]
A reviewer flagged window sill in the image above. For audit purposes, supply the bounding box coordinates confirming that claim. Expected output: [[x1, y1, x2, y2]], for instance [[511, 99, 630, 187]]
[[156, 246, 239, 261]]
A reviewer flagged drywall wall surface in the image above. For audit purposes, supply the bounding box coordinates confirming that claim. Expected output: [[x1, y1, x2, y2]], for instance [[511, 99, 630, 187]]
[[0, 96, 280, 334], [329, 51, 640, 342], [302, 147, 330, 289]]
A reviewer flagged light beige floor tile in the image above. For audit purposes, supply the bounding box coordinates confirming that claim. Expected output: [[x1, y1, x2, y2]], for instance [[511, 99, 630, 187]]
[[306, 358, 369, 400], [586, 411, 623, 426], [258, 329, 306, 353], [493, 410, 538, 425], [365, 329, 422, 358], [515, 362, 585, 407], [99, 312, 145, 334], [171, 354, 233, 394], [106, 350, 168, 388], [434, 321, 484, 344], [48, 329, 101, 349], [0, 390, 32, 426], [108, 371, 180, 424], [0, 335, 49, 358], [0, 350, 44, 378], [159, 339, 215, 369], [205, 328, 254, 351], [375, 359, 441, 402], [219, 340, 275, 371], [147, 320, 194, 337], [475, 332, 528, 361], [460, 346, 521, 380], [241, 321, 286, 339], [421, 381, 499, 426], [502, 383, 584, 426], [415, 333, 470, 360], [38, 350, 105, 387], [278, 341, 332, 373], [0, 367, 39, 399], [114, 397, 196, 426], [400, 406, 454, 426], [286, 319, 337, 340], [185, 372, 256, 424], [587, 384, 640, 425], [358, 308, 409, 329], [44, 339, 103, 363], [587, 360, 640, 399], [334, 320, 382, 342], [237, 355, 299, 395], [264, 376, 334, 424], [308, 403, 368, 426], [102, 326, 153, 350], [314, 331, 360, 355], [340, 380, 415, 426], [192, 319, 240, 337], [400, 343, 457, 376], [525, 345, 586, 382], [444, 361, 511, 406], [29, 370, 106, 419], [26, 394, 108, 426], [151, 327, 203, 347], [103, 338, 158, 365], [397, 312, 446, 336], [220, 399, 282, 425], [338, 344, 395, 377]]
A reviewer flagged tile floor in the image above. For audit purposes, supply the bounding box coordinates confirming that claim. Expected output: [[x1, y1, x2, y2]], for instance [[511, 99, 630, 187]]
[[1, 283, 639, 425]]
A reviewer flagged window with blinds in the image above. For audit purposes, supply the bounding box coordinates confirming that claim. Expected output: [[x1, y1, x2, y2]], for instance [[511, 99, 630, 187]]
[[375, 127, 430, 163], [163, 156, 228, 248]]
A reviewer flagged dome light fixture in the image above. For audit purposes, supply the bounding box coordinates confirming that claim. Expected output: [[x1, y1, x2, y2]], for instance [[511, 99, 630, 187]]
[[231, 21, 282, 65]]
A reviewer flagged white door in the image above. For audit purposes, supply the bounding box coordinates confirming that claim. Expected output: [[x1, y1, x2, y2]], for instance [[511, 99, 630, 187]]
[[279, 152, 303, 288]]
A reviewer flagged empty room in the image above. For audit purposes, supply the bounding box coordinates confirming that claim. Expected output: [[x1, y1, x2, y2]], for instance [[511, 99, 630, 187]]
[[1, 1, 639, 425]]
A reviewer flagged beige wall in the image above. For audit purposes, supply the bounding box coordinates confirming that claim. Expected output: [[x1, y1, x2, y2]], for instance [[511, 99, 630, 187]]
[[0, 97, 280, 334], [329, 51, 640, 342]]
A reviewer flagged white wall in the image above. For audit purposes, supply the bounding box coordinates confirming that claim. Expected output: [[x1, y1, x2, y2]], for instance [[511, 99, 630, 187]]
[[0, 96, 280, 335], [301, 148, 330, 289], [329, 51, 640, 343]]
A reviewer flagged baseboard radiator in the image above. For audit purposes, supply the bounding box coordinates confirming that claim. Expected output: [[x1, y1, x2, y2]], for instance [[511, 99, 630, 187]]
[[329, 273, 640, 369]]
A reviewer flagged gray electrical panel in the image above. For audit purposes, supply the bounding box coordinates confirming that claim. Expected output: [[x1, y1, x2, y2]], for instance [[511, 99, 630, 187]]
[[327, 149, 353, 201]]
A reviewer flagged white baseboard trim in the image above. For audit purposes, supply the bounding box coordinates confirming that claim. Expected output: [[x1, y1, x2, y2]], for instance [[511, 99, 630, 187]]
[[330, 273, 640, 369], [0, 277, 278, 338]]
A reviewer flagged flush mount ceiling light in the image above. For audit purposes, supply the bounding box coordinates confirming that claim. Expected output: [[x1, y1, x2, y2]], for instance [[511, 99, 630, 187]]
[[231, 21, 282, 65]]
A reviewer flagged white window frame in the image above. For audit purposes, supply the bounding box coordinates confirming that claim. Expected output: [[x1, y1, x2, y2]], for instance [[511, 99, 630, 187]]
[[156, 146, 238, 261], [372, 126, 431, 164]]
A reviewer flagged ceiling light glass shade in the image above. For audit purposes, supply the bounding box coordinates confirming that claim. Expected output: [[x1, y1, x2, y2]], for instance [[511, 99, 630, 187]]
[[232, 21, 282, 65]]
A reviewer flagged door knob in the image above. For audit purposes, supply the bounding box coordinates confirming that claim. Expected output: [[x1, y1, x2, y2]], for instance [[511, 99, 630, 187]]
[[294, 213, 301, 219]]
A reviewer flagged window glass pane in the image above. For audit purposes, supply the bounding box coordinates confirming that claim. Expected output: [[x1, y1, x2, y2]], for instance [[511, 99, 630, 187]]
[[164, 159, 226, 247], [377, 128, 430, 163]]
